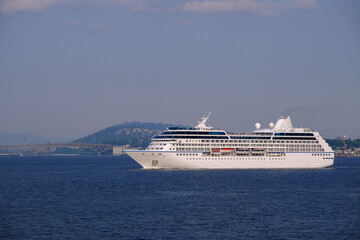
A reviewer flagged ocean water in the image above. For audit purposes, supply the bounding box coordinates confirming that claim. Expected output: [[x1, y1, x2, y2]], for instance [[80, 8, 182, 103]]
[[0, 156, 359, 239]]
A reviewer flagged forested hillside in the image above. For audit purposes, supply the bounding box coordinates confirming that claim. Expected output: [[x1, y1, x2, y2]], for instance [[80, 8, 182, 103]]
[[73, 122, 168, 148], [73, 121, 360, 150]]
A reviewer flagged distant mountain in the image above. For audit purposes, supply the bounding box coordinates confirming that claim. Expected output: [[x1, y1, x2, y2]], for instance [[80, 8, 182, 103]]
[[0, 133, 68, 145], [73, 122, 169, 148]]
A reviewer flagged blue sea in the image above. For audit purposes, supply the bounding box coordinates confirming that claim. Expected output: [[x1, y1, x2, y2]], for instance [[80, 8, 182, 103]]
[[0, 156, 359, 239]]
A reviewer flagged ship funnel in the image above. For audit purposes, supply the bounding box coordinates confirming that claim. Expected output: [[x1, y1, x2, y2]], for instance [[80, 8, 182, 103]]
[[274, 116, 293, 130]]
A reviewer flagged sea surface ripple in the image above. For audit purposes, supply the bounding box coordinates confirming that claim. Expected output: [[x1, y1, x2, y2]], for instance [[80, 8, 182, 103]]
[[0, 156, 359, 239]]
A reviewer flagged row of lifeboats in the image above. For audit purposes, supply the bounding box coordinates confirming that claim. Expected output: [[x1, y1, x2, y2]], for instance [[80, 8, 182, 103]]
[[211, 148, 265, 153], [207, 148, 267, 156]]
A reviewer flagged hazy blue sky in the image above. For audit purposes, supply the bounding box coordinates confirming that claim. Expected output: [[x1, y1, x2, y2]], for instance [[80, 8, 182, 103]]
[[0, 0, 359, 140]]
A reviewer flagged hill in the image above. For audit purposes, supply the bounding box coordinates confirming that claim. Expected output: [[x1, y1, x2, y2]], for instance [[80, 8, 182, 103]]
[[73, 122, 169, 148], [73, 121, 360, 151]]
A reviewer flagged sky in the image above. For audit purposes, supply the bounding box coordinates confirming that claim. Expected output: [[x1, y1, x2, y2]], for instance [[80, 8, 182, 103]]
[[0, 0, 359, 141]]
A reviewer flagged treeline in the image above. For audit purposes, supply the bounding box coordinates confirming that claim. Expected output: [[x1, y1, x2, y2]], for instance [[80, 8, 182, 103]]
[[326, 139, 360, 150], [72, 121, 360, 150], [73, 121, 168, 148]]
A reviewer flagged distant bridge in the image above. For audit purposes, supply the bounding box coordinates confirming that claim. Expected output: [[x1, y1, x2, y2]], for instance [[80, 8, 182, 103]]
[[0, 143, 115, 156]]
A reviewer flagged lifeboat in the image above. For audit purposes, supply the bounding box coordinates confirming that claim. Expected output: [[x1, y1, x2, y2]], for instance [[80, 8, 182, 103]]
[[212, 148, 220, 152], [252, 148, 265, 156], [236, 148, 250, 151], [202, 151, 211, 156], [221, 148, 234, 151], [252, 148, 265, 151]]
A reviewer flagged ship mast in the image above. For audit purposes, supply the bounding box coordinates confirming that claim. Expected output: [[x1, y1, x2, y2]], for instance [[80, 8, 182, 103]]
[[195, 113, 213, 130]]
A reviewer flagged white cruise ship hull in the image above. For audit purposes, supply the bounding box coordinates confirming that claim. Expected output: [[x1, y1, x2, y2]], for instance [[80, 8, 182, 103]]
[[124, 115, 335, 169], [125, 150, 334, 169]]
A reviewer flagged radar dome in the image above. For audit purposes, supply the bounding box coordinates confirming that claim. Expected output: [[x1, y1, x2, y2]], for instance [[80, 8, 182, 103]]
[[269, 122, 274, 128], [255, 123, 261, 129]]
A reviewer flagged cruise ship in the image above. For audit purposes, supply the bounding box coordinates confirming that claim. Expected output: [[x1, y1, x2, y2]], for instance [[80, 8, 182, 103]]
[[124, 114, 334, 169]]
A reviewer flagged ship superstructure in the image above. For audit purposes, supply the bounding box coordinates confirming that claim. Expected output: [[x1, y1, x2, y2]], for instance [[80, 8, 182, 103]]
[[124, 114, 334, 169]]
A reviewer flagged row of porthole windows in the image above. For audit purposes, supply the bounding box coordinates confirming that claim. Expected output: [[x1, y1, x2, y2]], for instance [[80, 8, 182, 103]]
[[178, 144, 320, 147], [175, 147, 323, 151], [185, 157, 285, 161], [176, 144, 322, 147], [175, 143, 321, 148], [182, 140, 317, 144], [312, 153, 331, 156], [177, 153, 199, 156]]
